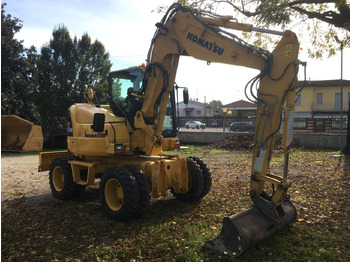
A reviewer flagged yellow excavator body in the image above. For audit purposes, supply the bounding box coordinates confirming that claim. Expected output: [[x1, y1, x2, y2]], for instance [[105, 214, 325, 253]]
[[38, 3, 302, 256], [1, 115, 43, 152]]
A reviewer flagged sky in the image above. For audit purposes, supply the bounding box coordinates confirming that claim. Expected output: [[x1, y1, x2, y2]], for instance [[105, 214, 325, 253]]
[[4, 0, 350, 105]]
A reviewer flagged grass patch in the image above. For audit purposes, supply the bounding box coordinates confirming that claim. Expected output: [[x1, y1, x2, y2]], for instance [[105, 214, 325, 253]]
[[179, 144, 230, 155]]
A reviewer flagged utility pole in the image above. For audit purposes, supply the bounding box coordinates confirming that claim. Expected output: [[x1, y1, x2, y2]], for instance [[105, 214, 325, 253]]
[[334, 36, 344, 154]]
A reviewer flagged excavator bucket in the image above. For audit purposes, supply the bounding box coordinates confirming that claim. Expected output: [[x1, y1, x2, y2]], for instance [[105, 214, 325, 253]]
[[1, 115, 43, 152], [203, 199, 297, 257]]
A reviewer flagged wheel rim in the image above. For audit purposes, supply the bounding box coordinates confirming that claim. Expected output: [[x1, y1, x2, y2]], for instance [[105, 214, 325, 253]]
[[105, 178, 124, 211], [52, 166, 64, 192]]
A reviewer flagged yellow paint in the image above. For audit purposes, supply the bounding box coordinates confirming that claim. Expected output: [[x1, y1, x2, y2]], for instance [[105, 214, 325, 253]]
[[284, 44, 292, 57]]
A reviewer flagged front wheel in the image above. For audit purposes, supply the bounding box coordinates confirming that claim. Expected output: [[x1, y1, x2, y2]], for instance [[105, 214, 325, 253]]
[[49, 157, 77, 200], [100, 167, 140, 220]]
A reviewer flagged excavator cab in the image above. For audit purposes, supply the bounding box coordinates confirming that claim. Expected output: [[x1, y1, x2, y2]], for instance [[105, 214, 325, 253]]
[[107, 66, 178, 138]]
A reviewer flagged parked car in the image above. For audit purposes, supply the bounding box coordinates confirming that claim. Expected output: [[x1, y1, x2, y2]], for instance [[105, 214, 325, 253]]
[[185, 121, 206, 129], [211, 120, 219, 127], [230, 122, 255, 132]]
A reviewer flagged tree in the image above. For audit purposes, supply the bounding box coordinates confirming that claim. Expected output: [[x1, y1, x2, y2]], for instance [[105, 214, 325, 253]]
[[1, 3, 39, 123], [35, 26, 112, 122], [180, 0, 350, 154], [36, 26, 76, 122], [180, 0, 349, 58], [210, 100, 223, 115], [84, 37, 112, 104]]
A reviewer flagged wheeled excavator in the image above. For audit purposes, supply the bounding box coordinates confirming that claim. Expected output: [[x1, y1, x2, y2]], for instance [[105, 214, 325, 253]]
[[39, 3, 302, 257]]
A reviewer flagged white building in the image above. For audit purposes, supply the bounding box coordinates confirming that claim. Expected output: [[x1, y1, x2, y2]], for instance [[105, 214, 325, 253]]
[[177, 99, 213, 117], [222, 100, 257, 117]]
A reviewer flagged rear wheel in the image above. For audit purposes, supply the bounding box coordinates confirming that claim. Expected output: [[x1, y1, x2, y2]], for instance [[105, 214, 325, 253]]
[[49, 157, 77, 200], [189, 157, 212, 198], [186, 125, 189, 129], [173, 158, 204, 202], [100, 166, 139, 220]]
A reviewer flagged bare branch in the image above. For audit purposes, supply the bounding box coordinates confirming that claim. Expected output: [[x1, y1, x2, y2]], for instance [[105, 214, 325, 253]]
[[291, 5, 350, 30], [288, 0, 337, 5], [211, 0, 259, 16]]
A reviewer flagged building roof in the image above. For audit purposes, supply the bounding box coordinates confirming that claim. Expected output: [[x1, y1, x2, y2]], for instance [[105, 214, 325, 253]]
[[299, 79, 350, 88], [223, 99, 257, 108], [177, 100, 212, 108]]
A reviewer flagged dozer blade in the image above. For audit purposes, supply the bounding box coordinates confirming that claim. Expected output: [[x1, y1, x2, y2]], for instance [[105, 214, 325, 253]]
[[203, 199, 296, 257]]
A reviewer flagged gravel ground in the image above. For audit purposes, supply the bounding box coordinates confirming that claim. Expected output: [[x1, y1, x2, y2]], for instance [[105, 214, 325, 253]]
[[0, 151, 249, 208], [1, 154, 53, 206]]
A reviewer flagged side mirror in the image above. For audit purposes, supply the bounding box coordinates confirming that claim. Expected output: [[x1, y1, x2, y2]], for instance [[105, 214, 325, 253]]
[[183, 88, 189, 105], [91, 113, 105, 132]]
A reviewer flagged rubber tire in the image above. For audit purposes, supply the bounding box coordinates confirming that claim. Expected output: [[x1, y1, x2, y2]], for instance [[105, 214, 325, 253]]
[[173, 158, 204, 202], [196, 125, 200, 129], [189, 157, 212, 198], [49, 157, 77, 200], [100, 166, 140, 220], [124, 165, 151, 216], [186, 125, 189, 129]]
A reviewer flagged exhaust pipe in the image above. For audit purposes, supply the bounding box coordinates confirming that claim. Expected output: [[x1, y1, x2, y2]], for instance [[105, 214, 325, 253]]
[[203, 199, 297, 257]]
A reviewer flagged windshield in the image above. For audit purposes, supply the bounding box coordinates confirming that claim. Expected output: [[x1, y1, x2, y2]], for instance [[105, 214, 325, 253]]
[[107, 67, 177, 137], [108, 67, 144, 118], [109, 68, 143, 104], [162, 91, 176, 137]]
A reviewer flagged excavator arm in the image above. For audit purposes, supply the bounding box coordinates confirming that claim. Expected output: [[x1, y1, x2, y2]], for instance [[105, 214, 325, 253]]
[[136, 5, 269, 132], [131, 4, 271, 156], [133, 3, 300, 256], [135, 4, 298, 153]]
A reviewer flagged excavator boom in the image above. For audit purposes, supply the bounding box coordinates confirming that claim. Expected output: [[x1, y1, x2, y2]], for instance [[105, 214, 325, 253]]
[[136, 4, 300, 256]]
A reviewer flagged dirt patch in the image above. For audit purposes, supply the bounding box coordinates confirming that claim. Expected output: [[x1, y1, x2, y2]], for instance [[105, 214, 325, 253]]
[[209, 134, 255, 151], [1, 154, 54, 207]]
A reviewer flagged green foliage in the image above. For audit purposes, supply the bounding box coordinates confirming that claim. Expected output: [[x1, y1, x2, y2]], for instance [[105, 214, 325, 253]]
[[35, 26, 112, 122], [1, 4, 40, 123], [1, 4, 112, 124], [111, 78, 122, 100], [209, 100, 222, 115], [256, 0, 292, 27]]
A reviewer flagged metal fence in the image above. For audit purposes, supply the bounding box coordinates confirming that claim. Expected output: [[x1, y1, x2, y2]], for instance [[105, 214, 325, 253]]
[[178, 116, 348, 133]]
